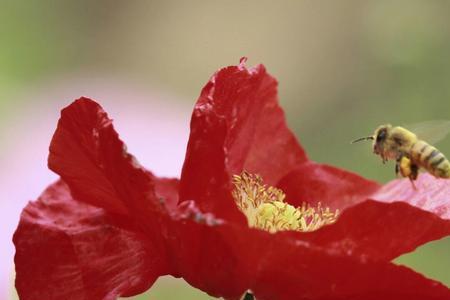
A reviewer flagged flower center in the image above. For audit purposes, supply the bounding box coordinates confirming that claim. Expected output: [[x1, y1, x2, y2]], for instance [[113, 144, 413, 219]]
[[232, 171, 339, 233]]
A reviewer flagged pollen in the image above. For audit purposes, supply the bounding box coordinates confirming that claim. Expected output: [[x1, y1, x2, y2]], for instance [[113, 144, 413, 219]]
[[232, 171, 339, 233]]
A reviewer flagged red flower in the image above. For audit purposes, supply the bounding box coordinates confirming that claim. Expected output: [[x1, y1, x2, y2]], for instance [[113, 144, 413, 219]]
[[14, 60, 450, 300]]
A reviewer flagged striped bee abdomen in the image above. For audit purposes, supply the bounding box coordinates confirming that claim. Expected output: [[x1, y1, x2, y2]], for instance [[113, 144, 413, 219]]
[[411, 140, 450, 178]]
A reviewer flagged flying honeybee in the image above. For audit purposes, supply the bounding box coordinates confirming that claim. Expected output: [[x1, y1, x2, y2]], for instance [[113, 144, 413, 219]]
[[352, 121, 450, 187]]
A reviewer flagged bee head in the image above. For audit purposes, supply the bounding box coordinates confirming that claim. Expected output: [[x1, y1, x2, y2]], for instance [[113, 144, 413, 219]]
[[373, 124, 392, 155]]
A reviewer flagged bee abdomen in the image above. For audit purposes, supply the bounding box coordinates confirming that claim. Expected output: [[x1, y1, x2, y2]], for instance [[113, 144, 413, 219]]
[[410, 140, 430, 162], [430, 154, 450, 178], [412, 140, 450, 178]]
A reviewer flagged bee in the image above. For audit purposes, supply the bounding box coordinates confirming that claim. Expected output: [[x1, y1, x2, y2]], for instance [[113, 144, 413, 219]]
[[352, 121, 450, 188]]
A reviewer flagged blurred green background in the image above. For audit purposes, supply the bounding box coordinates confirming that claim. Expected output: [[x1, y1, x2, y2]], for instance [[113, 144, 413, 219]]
[[2, 1, 449, 299]]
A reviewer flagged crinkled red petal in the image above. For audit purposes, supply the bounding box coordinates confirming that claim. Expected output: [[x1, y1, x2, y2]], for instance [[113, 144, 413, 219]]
[[291, 200, 450, 261], [372, 173, 450, 220], [278, 162, 450, 260], [168, 207, 450, 299], [13, 180, 167, 300], [154, 177, 180, 210], [180, 61, 307, 223], [48, 98, 165, 235], [168, 208, 250, 298], [252, 230, 450, 300]]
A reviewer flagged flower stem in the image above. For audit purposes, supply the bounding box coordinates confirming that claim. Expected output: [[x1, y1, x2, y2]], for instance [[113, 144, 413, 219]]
[[242, 292, 255, 300]]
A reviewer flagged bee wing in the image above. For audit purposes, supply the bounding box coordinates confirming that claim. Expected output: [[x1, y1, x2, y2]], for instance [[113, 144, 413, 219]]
[[404, 120, 450, 144]]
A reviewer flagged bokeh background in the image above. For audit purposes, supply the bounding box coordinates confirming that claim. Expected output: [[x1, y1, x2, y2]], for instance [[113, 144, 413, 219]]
[[2, 1, 450, 299]]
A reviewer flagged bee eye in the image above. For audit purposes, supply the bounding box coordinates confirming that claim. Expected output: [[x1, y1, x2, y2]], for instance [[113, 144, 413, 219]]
[[377, 129, 386, 142]]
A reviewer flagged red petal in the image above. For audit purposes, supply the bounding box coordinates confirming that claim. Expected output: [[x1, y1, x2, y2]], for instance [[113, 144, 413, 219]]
[[48, 98, 165, 233], [13, 181, 167, 300], [180, 61, 307, 222], [278, 161, 380, 210], [252, 231, 450, 300], [153, 177, 179, 210], [168, 206, 250, 298], [372, 173, 450, 219], [168, 208, 450, 299], [278, 162, 450, 261], [294, 200, 450, 261]]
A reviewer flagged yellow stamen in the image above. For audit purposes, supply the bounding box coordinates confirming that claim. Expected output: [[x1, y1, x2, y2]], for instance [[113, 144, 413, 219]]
[[232, 171, 339, 233]]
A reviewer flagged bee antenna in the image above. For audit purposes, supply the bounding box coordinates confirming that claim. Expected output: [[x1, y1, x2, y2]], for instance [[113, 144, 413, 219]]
[[351, 136, 374, 144]]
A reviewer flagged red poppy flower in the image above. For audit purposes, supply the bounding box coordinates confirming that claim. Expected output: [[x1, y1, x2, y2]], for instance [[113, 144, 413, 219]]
[[14, 59, 450, 300]]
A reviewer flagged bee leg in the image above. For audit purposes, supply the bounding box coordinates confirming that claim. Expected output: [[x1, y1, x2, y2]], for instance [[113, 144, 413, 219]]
[[399, 156, 419, 190], [398, 156, 408, 175], [408, 176, 418, 190], [410, 163, 419, 180], [398, 155, 412, 177], [395, 156, 401, 177], [395, 161, 400, 177], [408, 163, 419, 190]]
